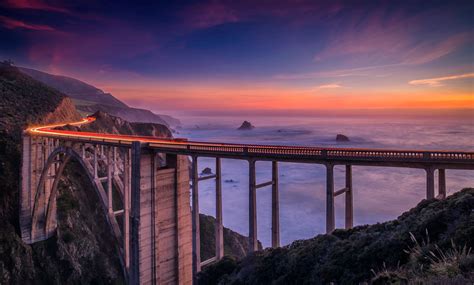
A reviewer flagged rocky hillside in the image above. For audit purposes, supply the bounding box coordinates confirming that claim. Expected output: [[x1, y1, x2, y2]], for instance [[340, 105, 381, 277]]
[[20, 66, 180, 127], [58, 110, 172, 138], [200, 214, 262, 261], [77, 103, 180, 128], [198, 188, 474, 284], [0, 61, 81, 221], [0, 62, 124, 283]]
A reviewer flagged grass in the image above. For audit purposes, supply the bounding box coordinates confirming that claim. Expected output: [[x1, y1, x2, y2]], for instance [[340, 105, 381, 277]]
[[371, 230, 473, 284]]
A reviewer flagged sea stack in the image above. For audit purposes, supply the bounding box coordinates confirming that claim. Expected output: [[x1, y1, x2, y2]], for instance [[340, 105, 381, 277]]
[[336, 134, 350, 142], [201, 167, 213, 175], [238, 121, 255, 130]]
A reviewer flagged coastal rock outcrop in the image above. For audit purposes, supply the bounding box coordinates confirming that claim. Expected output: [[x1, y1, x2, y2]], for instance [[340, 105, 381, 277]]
[[336, 134, 350, 142], [237, 121, 255, 130], [201, 167, 213, 175]]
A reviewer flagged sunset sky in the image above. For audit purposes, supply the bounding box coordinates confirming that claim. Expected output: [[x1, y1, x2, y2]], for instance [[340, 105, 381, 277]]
[[1, 0, 473, 114]]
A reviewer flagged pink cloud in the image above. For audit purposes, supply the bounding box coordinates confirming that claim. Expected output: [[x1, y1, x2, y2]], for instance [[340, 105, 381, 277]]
[[402, 33, 471, 65], [3, 0, 69, 13], [314, 7, 469, 66], [409, 73, 474, 87], [0, 15, 55, 31], [179, 1, 345, 30], [180, 2, 239, 29], [26, 19, 159, 78]]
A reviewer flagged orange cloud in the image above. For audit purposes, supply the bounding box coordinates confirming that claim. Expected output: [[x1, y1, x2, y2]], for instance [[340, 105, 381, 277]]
[[409, 73, 474, 87], [317, 83, 342, 89], [98, 81, 473, 112]]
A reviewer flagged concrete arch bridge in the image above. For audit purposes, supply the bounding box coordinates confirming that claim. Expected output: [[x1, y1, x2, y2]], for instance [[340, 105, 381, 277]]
[[20, 117, 474, 284]]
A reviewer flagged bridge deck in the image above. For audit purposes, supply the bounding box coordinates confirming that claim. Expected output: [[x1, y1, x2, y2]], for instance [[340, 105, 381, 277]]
[[27, 117, 474, 169]]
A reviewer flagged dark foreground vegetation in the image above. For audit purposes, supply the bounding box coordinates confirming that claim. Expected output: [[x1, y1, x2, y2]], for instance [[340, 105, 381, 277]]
[[198, 188, 474, 284]]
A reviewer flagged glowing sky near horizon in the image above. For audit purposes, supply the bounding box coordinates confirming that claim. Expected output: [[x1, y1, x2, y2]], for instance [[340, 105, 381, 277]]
[[0, 0, 473, 113]]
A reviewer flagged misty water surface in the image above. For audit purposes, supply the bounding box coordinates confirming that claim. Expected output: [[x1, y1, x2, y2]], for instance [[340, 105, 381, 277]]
[[173, 115, 474, 247]]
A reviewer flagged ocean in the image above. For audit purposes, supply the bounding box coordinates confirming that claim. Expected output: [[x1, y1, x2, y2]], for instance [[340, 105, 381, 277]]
[[173, 114, 474, 247]]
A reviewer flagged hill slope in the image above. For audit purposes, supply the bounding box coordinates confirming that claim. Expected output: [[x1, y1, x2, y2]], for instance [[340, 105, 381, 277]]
[[20, 66, 181, 127], [198, 188, 474, 284], [0, 62, 81, 221], [0, 62, 125, 283], [20, 67, 127, 108]]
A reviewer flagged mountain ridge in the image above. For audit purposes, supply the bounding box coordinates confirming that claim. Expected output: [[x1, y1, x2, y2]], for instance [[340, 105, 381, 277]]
[[19, 66, 181, 127]]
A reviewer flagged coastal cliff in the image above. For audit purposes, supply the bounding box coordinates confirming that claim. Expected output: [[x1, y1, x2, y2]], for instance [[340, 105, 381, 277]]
[[0, 62, 121, 283]]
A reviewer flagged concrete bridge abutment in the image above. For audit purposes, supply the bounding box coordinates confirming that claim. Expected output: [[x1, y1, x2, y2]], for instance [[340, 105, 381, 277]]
[[128, 142, 194, 284]]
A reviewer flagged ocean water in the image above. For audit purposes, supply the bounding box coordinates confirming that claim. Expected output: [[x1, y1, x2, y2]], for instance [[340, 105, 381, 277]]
[[174, 115, 474, 247]]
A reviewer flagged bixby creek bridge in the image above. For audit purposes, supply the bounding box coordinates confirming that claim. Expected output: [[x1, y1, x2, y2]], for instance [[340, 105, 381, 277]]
[[20, 116, 474, 284]]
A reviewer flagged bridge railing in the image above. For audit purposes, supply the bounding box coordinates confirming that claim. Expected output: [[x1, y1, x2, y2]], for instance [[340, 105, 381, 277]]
[[29, 130, 474, 163]]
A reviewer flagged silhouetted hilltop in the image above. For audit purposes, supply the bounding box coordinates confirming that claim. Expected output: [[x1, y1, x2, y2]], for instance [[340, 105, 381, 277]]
[[20, 67, 127, 108], [198, 188, 474, 284], [19, 66, 181, 127]]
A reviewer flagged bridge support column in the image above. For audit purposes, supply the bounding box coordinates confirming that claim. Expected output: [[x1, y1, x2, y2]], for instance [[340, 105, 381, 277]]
[[20, 134, 34, 243], [93, 144, 98, 179], [191, 156, 201, 277], [271, 161, 280, 248], [123, 149, 131, 271], [438, 169, 446, 199], [81, 144, 85, 159], [326, 164, 335, 233], [345, 165, 353, 229], [215, 157, 224, 260], [426, 167, 435, 199], [248, 159, 258, 253], [107, 147, 113, 214]]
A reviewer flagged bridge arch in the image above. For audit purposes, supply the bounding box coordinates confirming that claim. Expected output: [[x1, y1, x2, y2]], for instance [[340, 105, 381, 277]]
[[29, 144, 127, 273]]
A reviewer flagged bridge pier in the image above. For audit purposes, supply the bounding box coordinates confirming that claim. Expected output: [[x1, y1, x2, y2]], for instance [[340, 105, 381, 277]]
[[123, 149, 131, 270], [426, 167, 435, 199], [107, 147, 113, 214], [191, 156, 201, 277], [345, 165, 353, 229], [93, 144, 98, 179], [426, 167, 447, 200], [438, 169, 446, 199], [326, 164, 353, 233], [247, 160, 280, 250], [248, 159, 258, 253], [326, 164, 335, 233], [215, 157, 224, 260], [271, 161, 280, 248], [130, 143, 192, 285], [191, 156, 226, 275]]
